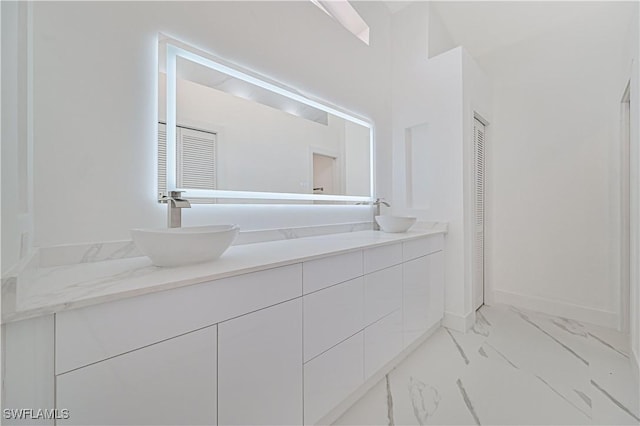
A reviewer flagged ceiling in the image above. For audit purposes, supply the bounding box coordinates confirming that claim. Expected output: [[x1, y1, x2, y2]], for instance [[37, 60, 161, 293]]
[[383, 1, 413, 14], [382, 1, 635, 59], [430, 1, 634, 58]]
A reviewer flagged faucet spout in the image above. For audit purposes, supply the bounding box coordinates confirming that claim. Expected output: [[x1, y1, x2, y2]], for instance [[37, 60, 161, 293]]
[[357, 198, 390, 231], [170, 198, 191, 209], [160, 191, 191, 228]]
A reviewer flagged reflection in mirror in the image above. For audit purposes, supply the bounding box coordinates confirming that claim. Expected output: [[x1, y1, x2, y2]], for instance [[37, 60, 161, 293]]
[[158, 36, 373, 203]]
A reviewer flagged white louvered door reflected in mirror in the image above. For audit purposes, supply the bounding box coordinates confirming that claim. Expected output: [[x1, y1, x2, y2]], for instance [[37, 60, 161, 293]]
[[176, 127, 217, 190], [158, 123, 217, 198], [474, 118, 486, 311], [158, 123, 167, 198]]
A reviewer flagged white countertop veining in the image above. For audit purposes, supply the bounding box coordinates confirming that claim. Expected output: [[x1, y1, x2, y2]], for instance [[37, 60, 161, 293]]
[[2, 228, 446, 324]]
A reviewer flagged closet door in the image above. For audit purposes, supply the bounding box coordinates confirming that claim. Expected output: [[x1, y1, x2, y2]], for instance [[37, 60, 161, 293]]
[[473, 118, 486, 310]]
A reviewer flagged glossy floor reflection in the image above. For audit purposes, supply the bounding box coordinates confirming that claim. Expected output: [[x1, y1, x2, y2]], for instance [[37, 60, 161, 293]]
[[335, 304, 640, 426]]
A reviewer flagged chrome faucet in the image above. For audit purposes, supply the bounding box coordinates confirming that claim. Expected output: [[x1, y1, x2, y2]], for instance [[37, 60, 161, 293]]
[[160, 190, 191, 228], [357, 198, 390, 231]]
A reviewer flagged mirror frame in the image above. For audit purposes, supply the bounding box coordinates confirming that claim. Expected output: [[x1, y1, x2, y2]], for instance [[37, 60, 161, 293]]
[[163, 40, 375, 202]]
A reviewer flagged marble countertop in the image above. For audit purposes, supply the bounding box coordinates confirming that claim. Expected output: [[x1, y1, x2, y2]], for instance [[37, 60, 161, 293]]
[[2, 228, 446, 324]]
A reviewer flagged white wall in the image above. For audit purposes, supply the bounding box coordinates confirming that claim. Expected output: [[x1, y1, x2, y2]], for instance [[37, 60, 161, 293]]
[[1, 1, 20, 274], [17, 1, 392, 249], [479, 3, 637, 328], [626, 2, 640, 381], [1, 2, 32, 275], [391, 2, 491, 331], [427, 3, 456, 59]]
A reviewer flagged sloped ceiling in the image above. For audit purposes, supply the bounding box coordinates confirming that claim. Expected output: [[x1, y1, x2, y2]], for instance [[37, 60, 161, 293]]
[[383, 1, 413, 14], [430, 1, 635, 59]]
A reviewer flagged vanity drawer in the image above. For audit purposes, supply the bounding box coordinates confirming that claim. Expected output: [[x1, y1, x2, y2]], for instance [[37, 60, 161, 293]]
[[55, 264, 302, 374], [364, 264, 402, 326], [403, 234, 444, 261], [303, 250, 363, 294], [363, 243, 403, 274], [303, 277, 364, 362]]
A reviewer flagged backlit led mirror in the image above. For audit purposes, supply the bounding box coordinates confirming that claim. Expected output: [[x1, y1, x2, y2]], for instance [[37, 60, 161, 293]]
[[158, 36, 374, 203]]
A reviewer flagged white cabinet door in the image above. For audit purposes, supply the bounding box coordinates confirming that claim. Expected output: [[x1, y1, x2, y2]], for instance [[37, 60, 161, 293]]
[[364, 309, 403, 379], [403, 252, 445, 348], [3, 316, 55, 426], [427, 251, 445, 330], [56, 326, 217, 426], [304, 332, 364, 425], [364, 265, 402, 326], [218, 299, 303, 425], [403, 255, 430, 347]]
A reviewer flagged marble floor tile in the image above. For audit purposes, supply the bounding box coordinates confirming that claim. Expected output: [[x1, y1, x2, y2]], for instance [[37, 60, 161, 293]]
[[423, 380, 478, 426], [335, 304, 640, 426], [458, 351, 590, 425], [506, 306, 639, 421], [482, 306, 592, 414], [589, 341, 638, 417], [445, 324, 489, 367], [389, 328, 471, 393], [591, 380, 640, 425]]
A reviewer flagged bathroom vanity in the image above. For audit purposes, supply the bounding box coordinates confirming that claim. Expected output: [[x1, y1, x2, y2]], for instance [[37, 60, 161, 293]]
[[2, 229, 445, 425]]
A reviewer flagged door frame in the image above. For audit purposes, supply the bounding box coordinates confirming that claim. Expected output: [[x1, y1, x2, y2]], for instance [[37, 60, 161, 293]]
[[473, 114, 490, 311], [621, 80, 631, 333], [309, 147, 341, 195]]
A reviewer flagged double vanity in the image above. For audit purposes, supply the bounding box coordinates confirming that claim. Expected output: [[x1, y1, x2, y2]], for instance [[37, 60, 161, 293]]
[[0, 23, 451, 426], [3, 227, 446, 425]]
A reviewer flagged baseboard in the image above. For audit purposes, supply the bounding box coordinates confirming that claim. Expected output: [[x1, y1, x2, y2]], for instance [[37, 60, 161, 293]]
[[443, 310, 476, 332], [492, 289, 619, 329]]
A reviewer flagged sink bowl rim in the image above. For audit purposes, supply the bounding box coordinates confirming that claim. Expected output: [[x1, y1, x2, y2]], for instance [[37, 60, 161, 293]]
[[374, 215, 417, 233], [130, 224, 240, 267]]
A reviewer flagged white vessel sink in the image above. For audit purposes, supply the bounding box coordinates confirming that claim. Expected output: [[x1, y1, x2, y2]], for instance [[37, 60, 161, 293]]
[[375, 215, 417, 233], [131, 225, 239, 267]]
